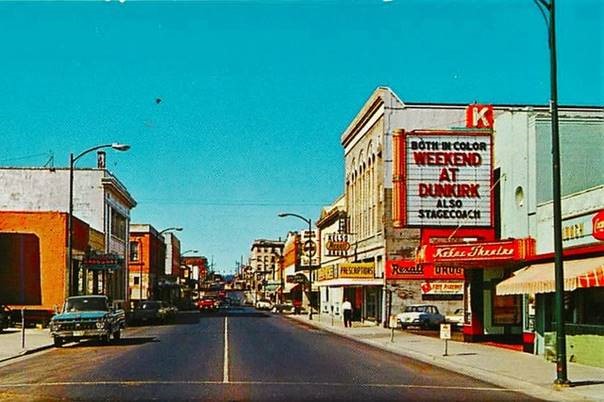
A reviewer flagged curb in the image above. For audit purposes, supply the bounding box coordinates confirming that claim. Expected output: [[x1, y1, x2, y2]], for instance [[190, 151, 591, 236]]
[[284, 315, 591, 402], [0, 343, 54, 364]]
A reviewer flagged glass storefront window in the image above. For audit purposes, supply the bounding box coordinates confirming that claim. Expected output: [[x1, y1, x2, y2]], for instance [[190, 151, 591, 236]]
[[492, 289, 522, 325]]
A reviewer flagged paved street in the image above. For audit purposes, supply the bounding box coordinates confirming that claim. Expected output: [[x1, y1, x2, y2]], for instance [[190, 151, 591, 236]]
[[0, 308, 538, 401]]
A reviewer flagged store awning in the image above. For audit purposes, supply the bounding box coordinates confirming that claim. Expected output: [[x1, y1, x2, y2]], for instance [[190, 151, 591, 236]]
[[316, 278, 384, 287], [496, 256, 604, 295]]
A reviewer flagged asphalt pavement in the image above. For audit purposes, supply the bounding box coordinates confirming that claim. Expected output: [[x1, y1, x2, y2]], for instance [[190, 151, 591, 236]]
[[0, 308, 539, 401], [287, 312, 604, 402]]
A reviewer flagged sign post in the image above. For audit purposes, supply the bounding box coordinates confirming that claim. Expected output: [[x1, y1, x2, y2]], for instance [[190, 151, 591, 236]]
[[440, 323, 451, 356], [21, 308, 26, 349]]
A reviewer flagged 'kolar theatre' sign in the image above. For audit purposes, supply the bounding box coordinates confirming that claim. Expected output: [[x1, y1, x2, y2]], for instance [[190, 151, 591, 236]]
[[393, 129, 493, 228]]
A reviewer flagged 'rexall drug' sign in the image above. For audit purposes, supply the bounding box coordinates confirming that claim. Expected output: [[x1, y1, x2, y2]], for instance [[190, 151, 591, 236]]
[[392, 129, 493, 228]]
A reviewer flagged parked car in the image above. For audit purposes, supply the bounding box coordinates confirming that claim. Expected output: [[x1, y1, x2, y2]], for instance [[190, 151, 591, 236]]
[[162, 302, 178, 321], [0, 304, 12, 332], [49, 295, 125, 347], [197, 297, 218, 312], [446, 308, 464, 329], [255, 298, 273, 311], [272, 301, 294, 313], [396, 304, 445, 329], [131, 301, 171, 324]]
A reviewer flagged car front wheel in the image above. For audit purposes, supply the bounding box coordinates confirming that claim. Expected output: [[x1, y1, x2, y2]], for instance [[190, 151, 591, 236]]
[[53, 337, 63, 347]]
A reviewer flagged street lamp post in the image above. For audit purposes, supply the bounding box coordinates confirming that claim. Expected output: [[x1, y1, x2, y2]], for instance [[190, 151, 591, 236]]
[[159, 227, 183, 236], [67, 143, 130, 298], [181, 250, 199, 289], [535, 0, 569, 386], [278, 212, 314, 320]]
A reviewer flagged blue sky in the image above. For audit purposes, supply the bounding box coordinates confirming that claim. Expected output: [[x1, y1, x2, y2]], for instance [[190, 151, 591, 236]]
[[0, 0, 602, 273]]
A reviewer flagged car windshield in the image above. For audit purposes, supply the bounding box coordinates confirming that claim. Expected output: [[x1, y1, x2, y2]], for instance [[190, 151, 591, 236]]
[[404, 306, 429, 313], [64, 298, 107, 312]]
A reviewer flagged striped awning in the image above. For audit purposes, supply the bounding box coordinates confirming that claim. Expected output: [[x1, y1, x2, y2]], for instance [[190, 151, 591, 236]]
[[496, 256, 604, 295]]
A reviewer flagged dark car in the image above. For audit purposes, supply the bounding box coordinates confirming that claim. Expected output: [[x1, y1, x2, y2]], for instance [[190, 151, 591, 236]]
[[131, 301, 170, 324], [0, 304, 12, 332]]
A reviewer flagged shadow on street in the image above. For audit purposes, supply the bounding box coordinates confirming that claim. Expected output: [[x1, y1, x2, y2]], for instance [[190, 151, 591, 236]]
[[68, 336, 159, 348]]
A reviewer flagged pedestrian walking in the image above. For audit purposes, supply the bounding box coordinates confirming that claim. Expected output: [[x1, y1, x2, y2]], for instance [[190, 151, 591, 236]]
[[342, 298, 353, 328]]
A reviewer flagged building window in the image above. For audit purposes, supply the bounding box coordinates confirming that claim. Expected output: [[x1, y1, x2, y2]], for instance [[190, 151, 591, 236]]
[[130, 242, 139, 261], [111, 209, 127, 240], [133, 277, 140, 285]]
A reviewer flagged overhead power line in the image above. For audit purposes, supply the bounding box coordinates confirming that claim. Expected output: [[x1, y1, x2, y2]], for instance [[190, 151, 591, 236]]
[[137, 199, 329, 207]]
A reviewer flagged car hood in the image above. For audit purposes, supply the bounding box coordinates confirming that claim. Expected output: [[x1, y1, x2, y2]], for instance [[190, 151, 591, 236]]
[[52, 311, 108, 321]]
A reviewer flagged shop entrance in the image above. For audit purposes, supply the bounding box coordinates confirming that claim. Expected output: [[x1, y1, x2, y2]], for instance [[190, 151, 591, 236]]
[[343, 287, 362, 322]]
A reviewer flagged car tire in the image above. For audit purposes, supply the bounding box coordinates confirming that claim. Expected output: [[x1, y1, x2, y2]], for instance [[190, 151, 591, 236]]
[[113, 329, 121, 340], [53, 337, 63, 348]]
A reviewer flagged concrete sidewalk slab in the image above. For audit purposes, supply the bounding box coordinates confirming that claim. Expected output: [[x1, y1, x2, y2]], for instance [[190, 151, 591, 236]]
[[286, 314, 604, 402], [0, 327, 53, 363]]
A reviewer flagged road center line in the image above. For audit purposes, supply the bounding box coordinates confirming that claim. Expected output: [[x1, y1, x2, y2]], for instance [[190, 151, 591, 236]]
[[223, 316, 229, 384]]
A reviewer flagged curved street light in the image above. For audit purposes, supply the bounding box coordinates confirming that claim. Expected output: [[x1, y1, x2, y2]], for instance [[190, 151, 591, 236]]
[[159, 227, 183, 235], [67, 143, 130, 297], [278, 212, 314, 320]]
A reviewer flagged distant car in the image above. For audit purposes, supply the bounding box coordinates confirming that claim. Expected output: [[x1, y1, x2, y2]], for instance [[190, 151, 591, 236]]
[[0, 304, 12, 332], [446, 308, 464, 328], [255, 299, 272, 311], [197, 297, 218, 312], [131, 301, 170, 324], [227, 297, 241, 307], [397, 304, 445, 329]]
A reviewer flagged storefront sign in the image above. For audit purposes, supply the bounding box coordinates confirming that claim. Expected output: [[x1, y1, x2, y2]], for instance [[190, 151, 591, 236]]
[[82, 253, 123, 271], [392, 129, 493, 228], [560, 210, 604, 246], [417, 238, 535, 265], [386, 260, 464, 280], [286, 273, 307, 284], [592, 210, 604, 241], [420, 281, 463, 295], [465, 104, 494, 128], [339, 263, 374, 278], [317, 265, 337, 281], [324, 233, 351, 257], [300, 230, 319, 268]]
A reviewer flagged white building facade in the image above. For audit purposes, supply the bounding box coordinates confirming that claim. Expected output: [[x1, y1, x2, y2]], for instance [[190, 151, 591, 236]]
[[0, 166, 136, 304]]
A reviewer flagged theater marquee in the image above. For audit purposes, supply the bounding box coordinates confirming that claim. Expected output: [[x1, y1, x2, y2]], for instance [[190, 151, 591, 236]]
[[393, 129, 493, 228]]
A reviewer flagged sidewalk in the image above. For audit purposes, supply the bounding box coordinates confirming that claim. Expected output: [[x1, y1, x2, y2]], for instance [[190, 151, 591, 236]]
[[286, 313, 604, 402], [0, 327, 53, 363]]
